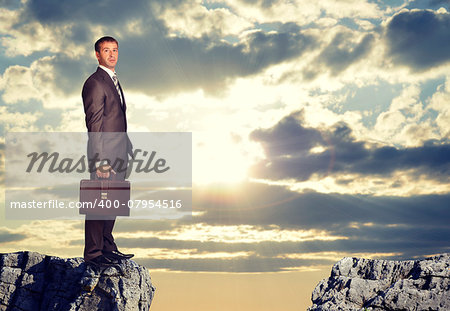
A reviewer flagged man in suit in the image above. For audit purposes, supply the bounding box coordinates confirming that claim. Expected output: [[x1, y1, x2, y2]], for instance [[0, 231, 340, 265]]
[[82, 36, 134, 267]]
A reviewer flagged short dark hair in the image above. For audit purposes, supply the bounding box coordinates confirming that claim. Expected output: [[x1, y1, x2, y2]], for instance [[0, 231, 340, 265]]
[[94, 36, 118, 52]]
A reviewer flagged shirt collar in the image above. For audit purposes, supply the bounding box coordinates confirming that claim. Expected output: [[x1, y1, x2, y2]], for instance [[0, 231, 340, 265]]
[[98, 65, 116, 79]]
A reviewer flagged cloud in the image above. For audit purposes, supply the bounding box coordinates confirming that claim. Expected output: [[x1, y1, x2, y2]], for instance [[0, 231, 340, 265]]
[[3, 1, 317, 97], [130, 235, 448, 271], [429, 77, 450, 138], [4, 180, 449, 272], [427, 0, 450, 6], [193, 182, 450, 230], [225, 0, 383, 25], [370, 84, 439, 146], [41, 54, 91, 96], [318, 32, 375, 75], [113, 220, 178, 233], [0, 228, 26, 243], [136, 256, 332, 272], [23, 0, 153, 25], [114, 221, 450, 256], [187, 182, 449, 271], [0, 55, 87, 109], [71, 179, 450, 272], [0, 106, 41, 133], [385, 9, 450, 70], [160, 3, 253, 38], [119, 24, 315, 95], [248, 111, 324, 157], [0, 65, 40, 103], [0, 5, 90, 57], [1, 0, 449, 276], [224, 0, 322, 24], [0, 0, 21, 9], [98, 183, 450, 272], [249, 111, 450, 182]]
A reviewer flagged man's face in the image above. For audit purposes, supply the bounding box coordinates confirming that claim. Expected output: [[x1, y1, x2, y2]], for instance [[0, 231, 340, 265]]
[[96, 41, 118, 70]]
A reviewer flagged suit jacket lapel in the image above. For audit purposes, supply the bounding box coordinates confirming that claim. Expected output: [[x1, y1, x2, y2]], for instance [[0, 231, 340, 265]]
[[97, 67, 124, 111], [118, 82, 126, 112], [118, 82, 127, 130]]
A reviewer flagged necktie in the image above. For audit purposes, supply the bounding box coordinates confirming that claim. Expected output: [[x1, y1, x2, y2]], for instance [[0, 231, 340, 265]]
[[112, 73, 123, 106]]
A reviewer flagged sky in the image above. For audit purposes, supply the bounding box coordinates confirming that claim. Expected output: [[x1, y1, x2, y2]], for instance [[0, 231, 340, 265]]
[[1, 0, 450, 310]]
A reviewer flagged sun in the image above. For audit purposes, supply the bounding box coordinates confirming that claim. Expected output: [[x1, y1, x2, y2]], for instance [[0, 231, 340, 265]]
[[192, 131, 261, 185]]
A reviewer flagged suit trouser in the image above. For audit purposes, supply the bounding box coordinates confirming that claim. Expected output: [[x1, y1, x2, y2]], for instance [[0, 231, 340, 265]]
[[83, 168, 126, 261], [84, 216, 118, 261]]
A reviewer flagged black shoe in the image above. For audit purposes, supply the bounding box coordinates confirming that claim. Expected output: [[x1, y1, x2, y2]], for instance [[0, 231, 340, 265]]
[[86, 255, 120, 267], [104, 250, 134, 260]]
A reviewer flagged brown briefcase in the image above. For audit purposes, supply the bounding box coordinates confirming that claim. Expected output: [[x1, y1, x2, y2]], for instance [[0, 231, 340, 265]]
[[79, 175, 130, 216]]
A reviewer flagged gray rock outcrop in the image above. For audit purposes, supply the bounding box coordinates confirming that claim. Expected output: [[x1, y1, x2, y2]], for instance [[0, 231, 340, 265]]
[[308, 253, 449, 311], [0, 251, 155, 311]]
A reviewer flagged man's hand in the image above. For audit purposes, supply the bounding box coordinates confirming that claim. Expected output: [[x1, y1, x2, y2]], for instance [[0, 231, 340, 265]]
[[96, 165, 116, 179]]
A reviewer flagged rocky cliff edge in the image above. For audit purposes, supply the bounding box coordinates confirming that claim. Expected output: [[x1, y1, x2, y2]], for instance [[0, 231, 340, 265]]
[[308, 253, 449, 311], [0, 251, 155, 311]]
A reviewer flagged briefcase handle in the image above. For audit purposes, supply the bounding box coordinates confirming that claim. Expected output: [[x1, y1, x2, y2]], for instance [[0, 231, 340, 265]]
[[95, 170, 118, 181], [95, 170, 117, 192]]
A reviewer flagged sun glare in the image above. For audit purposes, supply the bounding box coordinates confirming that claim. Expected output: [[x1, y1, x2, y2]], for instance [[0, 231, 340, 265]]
[[193, 131, 260, 184]]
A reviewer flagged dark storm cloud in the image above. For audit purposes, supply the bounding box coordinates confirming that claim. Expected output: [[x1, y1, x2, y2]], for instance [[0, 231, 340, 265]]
[[386, 9, 450, 69], [250, 112, 450, 181], [318, 33, 375, 75]]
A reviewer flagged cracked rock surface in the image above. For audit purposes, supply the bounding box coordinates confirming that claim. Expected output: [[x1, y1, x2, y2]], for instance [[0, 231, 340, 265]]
[[308, 253, 449, 311], [0, 251, 155, 311]]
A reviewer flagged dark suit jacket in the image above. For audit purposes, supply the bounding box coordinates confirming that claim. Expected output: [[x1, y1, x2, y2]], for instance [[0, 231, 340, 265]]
[[82, 67, 132, 179]]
